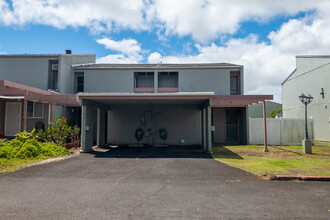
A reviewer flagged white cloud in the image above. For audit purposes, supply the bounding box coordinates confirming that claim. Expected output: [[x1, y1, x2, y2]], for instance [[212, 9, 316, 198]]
[[96, 38, 142, 56], [149, 0, 323, 41], [1, 0, 329, 41], [0, 0, 147, 33], [147, 52, 162, 63], [96, 37, 143, 63]]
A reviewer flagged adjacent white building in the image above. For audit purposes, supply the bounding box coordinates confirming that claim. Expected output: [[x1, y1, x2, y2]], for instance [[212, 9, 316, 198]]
[[282, 55, 330, 142]]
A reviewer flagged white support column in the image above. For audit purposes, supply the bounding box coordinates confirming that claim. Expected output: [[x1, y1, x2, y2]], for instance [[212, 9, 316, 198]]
[[96, 107, 106, 147], [206, 105, 212, 153], [97, 108, 101, 147], [202, 108, 207, 149], [81, 105, 94, 152], [154, 71, 158, 93]]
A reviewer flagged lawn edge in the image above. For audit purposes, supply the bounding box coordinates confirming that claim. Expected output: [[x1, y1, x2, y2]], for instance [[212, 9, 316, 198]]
[[0, 151, 80, 174], [212, 156, 269, 180]]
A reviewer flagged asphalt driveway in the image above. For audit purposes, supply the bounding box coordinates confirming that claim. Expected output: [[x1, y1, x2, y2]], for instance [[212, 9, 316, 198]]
[[0, 146, 329, 219]]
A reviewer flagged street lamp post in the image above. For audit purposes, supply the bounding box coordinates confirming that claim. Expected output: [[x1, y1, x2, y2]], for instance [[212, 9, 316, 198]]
[[299, 93, 313, 154]]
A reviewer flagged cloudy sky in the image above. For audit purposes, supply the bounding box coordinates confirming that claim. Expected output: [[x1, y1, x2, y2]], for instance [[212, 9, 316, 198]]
[[1, 0, 330, 102]]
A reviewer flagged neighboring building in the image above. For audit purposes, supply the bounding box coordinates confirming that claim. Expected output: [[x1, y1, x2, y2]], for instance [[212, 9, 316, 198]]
[[0, 53, 96, 136], [282, 55, 330, 142], [0, 52, 272, 152], [248, 101, 282, 118]]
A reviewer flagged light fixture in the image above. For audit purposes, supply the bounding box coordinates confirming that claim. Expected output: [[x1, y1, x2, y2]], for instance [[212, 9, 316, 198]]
[[299, 93, 313, 154]]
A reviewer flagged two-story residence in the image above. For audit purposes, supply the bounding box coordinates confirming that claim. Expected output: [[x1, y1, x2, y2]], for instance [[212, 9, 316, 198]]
[[0, 52, 272, 153]]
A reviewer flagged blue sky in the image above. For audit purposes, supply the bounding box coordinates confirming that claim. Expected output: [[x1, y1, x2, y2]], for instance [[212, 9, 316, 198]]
[[0, 0, 329, 102]]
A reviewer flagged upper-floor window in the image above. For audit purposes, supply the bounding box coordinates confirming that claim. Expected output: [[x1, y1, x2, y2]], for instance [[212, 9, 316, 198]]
[[75, 72, 84, 93], [134, 72, 154, 92], [158, 72, 178, 88], [49, 60, 59, 91], [230, 71, 240, 95], [27, 101, 43, 118]]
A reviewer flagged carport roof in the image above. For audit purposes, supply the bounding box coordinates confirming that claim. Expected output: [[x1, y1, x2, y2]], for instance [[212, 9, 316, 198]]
[[0, 80, 79, 106], [78, 92, 214, 106], [78, 92, 273, 107], [73, 63, 242, 70]]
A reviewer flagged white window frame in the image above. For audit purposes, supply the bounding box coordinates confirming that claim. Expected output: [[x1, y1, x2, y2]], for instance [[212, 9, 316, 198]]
[[27, 101, 44, 119]]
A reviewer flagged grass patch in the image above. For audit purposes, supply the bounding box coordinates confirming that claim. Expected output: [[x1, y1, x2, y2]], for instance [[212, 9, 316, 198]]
[[212, 145, 330, 178], [0, 158, 42, 174], [315, 141, 330, 146]]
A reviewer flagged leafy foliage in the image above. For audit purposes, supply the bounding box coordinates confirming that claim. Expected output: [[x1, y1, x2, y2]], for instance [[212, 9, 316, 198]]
[[269, 107, 282, 118], [0, 139, 70, 159]]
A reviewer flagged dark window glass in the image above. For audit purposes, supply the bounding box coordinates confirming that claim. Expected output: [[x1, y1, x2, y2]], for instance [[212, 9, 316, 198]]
[[34, 103, 43, 118], [158, 72, 178, 88], [27, 101, 34, 117], [75, 73, 84, 93], [230, 71, 240, 95], [51, 71, 58, 91], [134, 72, 154, 88]]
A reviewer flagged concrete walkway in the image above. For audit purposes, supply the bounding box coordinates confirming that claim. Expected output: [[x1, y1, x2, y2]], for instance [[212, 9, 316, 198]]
[[0, 146, 329, 219]]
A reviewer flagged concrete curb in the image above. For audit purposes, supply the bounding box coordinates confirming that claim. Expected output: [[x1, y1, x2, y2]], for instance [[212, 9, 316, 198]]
[[26, 151, 80, 168], [270, 175, 330, 181]]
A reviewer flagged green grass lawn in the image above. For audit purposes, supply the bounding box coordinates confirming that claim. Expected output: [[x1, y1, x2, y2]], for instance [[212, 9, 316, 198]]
[[212, 145, 330, 179], [0, 158, 43, 174], [315, 141, 330, 146]]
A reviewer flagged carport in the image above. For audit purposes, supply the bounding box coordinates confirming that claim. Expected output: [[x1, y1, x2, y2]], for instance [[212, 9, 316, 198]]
[[78, 92, 214, 153]]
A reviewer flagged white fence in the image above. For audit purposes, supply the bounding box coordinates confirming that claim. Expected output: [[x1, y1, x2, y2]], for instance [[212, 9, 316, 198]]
[[248, 118, 314, 145]]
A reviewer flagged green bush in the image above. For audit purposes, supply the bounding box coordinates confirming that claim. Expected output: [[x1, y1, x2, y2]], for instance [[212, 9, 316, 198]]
[[0, 139, 69, 159]]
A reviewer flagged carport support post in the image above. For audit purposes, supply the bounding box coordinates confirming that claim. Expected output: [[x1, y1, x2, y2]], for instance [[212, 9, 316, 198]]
[[263, 101, 268, 152], [202, 108, 207, 150], [81, 104, 94, 152], [23, 99, 27, 131], [206, 102, 212, 153], [97, 107, 106, 147]]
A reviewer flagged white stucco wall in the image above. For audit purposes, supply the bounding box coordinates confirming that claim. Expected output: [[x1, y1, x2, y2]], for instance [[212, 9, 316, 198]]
[[282, 56, 330, 141]]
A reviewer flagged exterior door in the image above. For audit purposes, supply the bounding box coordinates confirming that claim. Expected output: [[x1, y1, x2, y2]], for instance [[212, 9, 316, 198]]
[[226, 110, 240, 144], [5, 102, 22, 136]]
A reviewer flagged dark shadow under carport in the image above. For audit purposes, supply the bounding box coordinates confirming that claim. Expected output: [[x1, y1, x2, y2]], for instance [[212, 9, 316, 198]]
[[86, 145, 211, 159]]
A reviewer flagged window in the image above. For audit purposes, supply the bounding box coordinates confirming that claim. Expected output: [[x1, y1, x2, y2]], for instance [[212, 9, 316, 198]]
[[75, 72, 84, 93], [49, 60, 59, 91], [158, 72, 178, 88], [134, 72, 154, 88], [27, 101, 43, 118], [50, 71, 58, 91], [230, 71, 240, 95]]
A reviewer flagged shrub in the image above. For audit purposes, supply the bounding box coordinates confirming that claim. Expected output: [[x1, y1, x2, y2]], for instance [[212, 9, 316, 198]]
[[15, 139, 41, 159], [0, 138, 69, 159], [40, 142, 70, 158]]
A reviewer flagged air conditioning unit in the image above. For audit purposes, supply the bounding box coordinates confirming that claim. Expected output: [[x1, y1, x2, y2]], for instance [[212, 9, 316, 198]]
[[52, 64, 58, 70]]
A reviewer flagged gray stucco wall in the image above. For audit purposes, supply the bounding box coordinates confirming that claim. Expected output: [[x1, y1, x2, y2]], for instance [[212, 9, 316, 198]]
[[83, 67, 241, 94], [282, 57, 330, 141], [248, 101, 282, 118], [179, 69, 231, 94], [84, 69, 134, 93], [107, 106, 202, 145], [0, 56, 57, 90], [58, 54, 95, 94]]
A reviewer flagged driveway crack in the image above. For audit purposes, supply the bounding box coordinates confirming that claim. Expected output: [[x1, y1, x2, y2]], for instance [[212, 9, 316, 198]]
[[127, 181, 168, 219]]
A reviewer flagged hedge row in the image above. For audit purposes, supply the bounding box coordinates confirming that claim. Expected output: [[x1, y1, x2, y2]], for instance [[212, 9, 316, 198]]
[[0, 139, 70, 159]]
